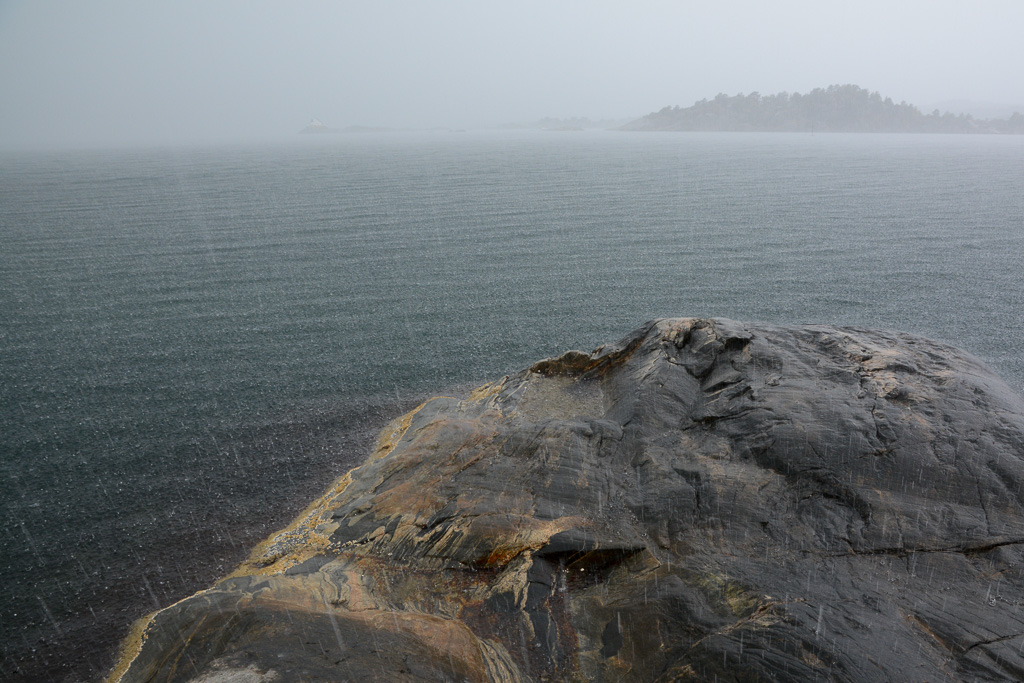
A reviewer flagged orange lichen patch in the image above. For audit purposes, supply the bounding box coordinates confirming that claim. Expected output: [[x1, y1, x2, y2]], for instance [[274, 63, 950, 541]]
[[481, 546, 526, 567], [468, 378, 508, 404], [106, 607, 157, 682], [236, 522, 336, 577], [371, 476, 448, 521], [370, 436, 497, 522], [468, 515, 591, 568], [368, 400, 431, 462]]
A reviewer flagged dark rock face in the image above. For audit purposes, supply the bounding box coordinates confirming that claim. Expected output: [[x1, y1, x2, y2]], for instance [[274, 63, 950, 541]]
[[112, 319, 1024, 682]]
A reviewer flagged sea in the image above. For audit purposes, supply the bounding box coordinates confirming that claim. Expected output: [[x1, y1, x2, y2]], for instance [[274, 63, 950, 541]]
[[2, 130, 1023, 681]]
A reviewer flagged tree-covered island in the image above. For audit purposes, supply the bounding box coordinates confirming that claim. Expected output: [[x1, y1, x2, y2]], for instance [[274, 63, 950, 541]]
[[622, 84, 1024, 133]]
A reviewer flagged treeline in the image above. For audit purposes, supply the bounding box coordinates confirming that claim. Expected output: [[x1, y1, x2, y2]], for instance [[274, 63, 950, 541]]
[[622, 85, 1024, 134]]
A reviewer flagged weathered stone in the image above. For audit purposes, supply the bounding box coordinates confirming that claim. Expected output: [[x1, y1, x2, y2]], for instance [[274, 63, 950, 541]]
[[111, 319, 1024, 681]]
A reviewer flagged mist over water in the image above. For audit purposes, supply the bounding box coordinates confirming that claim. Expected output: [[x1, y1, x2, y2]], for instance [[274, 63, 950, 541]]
[[3, 1, 1024, 148], [2, 130, 1023, 680]]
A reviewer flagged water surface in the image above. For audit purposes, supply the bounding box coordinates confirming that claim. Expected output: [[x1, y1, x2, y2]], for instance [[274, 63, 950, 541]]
[[2, 131, 1022, 680]]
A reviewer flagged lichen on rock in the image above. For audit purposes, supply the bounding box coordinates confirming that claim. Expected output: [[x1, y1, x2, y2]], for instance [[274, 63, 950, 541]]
[[111, 318, 1024, 682]]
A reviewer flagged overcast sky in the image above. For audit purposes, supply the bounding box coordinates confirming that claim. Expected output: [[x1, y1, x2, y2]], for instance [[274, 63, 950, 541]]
[[2, 0, 1023, 148]]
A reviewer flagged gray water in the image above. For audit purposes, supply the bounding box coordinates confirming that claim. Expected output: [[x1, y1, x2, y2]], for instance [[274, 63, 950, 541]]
[[2, 131, 1023, 680]]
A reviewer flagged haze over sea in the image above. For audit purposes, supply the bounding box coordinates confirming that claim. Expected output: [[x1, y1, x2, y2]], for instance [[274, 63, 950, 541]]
[[2, 130, 1023, 680]]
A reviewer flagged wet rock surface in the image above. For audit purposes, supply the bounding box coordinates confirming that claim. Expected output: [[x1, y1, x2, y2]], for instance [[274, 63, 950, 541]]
[[112, 319, 1024, 681]]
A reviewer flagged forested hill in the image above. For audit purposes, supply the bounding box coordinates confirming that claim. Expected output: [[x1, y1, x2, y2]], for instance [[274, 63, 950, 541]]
[[622, 85, 1024, 133]]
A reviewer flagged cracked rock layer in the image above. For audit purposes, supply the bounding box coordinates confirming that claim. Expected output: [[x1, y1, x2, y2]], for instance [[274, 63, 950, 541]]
[[113, 319, 1024, 682]]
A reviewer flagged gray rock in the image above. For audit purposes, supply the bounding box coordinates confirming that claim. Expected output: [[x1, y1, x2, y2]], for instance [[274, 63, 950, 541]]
[[111, 319, 1024, 681]]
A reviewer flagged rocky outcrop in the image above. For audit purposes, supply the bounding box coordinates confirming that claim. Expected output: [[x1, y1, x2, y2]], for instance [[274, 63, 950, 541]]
[[111, 319, 1024, 681]]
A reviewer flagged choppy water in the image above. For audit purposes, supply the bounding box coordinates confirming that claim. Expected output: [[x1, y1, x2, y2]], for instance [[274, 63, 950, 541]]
[[2, 131, 1023, 680]]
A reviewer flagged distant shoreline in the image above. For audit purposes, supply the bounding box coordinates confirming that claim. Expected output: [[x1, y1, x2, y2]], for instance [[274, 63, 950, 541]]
[[620, 84, 1024, 134]]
